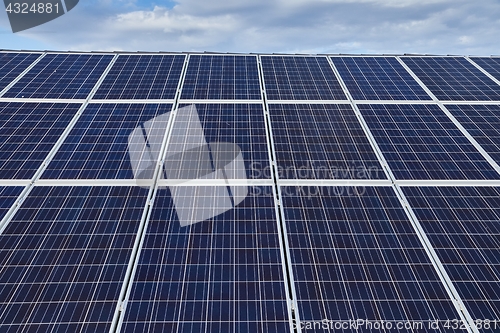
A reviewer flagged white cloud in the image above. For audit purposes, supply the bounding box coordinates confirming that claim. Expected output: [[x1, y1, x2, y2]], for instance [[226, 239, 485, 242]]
[[112, 6, 238, 33], [458, 36, 473, 44], [8, 0, 500, 55], [277, 0, 451, 8]]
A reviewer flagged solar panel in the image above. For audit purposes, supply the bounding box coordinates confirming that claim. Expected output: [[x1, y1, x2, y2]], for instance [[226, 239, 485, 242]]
[[331, 57, 432, 100], [0, 186, 149, 333], [269, 104, 386, 180], [0, 187, 24, 221], [446, 104, 500, 167], [281, 186, 459, 328], [176, 104, 271, 180], [181, 55, 261, 100], [261, 56, 346, 100], [120, 186, 290, 333], [3, 54, 113, 99], [358, 104, 500, 180], [4, 51, 500, 333], [0, 52, 41, 93], [41, 103, 172, 180], [0, 102, 81, 180], [470, 57, 500, 82], [403, 186, 500, 320], [93, 55, 185, 100], [401, 57, 500, 101]]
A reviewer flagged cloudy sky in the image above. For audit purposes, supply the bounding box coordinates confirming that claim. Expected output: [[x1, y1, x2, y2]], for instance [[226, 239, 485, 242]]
[[1, 0, 500, 55]]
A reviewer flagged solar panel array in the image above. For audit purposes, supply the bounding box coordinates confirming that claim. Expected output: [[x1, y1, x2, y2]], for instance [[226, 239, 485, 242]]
[[269, 104, 385, 180], [401, 57, 500, 101], [181, 55, 261, 100], [331, 57, 432, 100], [177, 103, 272, 179], [3, 54, 114, 99], [41, 103, 173, 180], [282, 186, 459, 327], [1, 51, 500, 333], [446, 104, 500, 166], [403, 186, 500, 320], [0, 102, 82, 179], [261, 56, 346, 100], [468, 58, 500, 82], [121, 187, 290, 333], [93, 55, 185, 100], [0, 186, 150, 333], [358, 104, 500, 180], [0, 53, 41, 93]]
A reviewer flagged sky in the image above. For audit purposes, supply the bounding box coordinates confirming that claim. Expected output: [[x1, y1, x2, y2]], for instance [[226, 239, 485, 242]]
[[1, 0, 500, 55]]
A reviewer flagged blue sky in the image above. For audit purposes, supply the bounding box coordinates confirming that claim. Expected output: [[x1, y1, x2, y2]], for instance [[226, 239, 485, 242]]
[[1, 0, 500, 54]]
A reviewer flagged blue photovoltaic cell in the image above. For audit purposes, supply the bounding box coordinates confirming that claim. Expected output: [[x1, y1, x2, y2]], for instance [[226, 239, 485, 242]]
[[42, 104, 172, 180], [269, 104, 386, 180], [401, 57, 500, 101], [3, 54, 113, 99], [176, 104, 271, 179], [0, 102, 81, 179], [358, 104, 500, 180], [281, 186, 459, 332], [0, 52, 41, 92], [446, 104, 500, 167], [0, 186, 149, 333], [0, 187, 23, 222], [4, 50, 500, 333], [470, 57, 500, 81], [331, 57, 432, 100], [181, 55, 261, 100], [403, 186, 500, 321], [120, 186, 290, 333], [261, 56, 346, 100], [93, 55, 185, 100]]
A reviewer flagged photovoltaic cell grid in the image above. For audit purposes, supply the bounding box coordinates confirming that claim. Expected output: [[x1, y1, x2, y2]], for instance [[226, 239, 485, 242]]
[[331, 57, 432, 100], [2, 51, 500, 332], [0, 102, 81, 180], [41, 103, 172, 180], [261, 56, 346, 100], [446, 104, 500, 167], [0, 186, 149, 333], [121, 186, 290, 333], [358, 104, 500, 180], [403, 186, 500, 321], [176, 104, 271, 180], [0, 187, 24, 221], [2, 54, 113, 99], [281, 186, 459, 332], [470, 58, 500, 82], [269, 104, 386, 180], [0, 52, 41, 92], [401, 57, 500, 101], [181, 55, 262, 100], [93, 55, 185, 100]]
